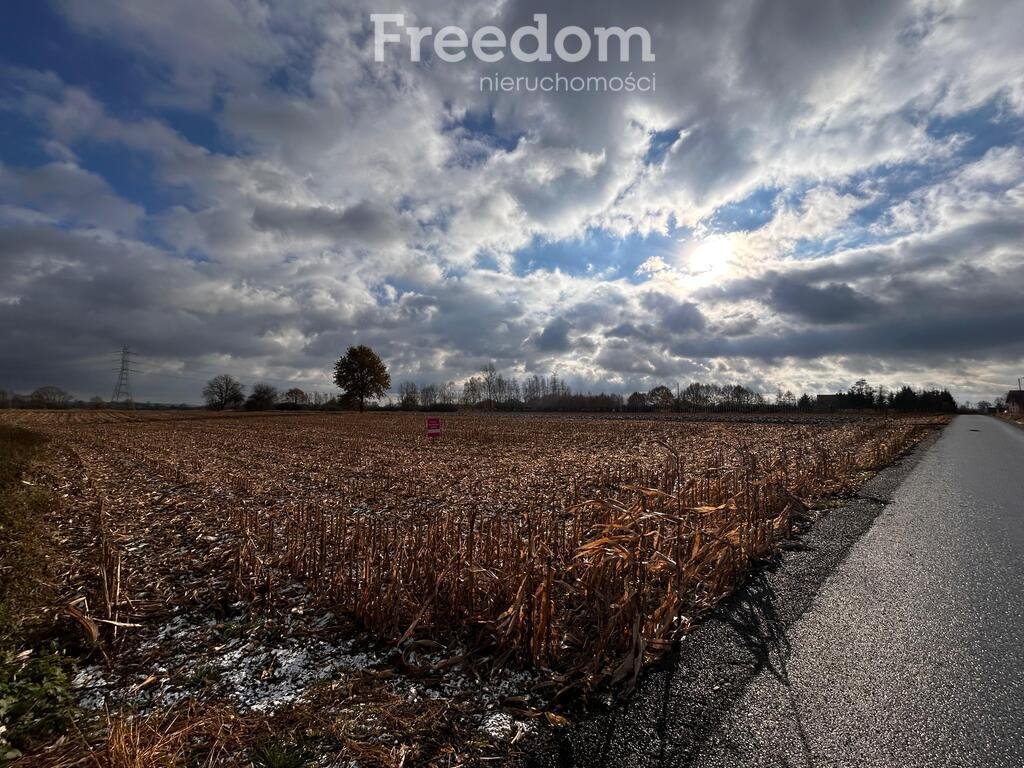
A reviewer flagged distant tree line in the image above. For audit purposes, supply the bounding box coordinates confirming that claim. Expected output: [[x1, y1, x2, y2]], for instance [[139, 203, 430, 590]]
[[0, 386, 105, 409], [628, 382, 774, 413], [387, 374, 777, 414], [821, 379, 958, 413], [199, 346, 393, 411], [0, 349, 964, 416], [200, 376, 327, 412], [388, 369, 961, 414], [0, 386, 191, 410], [191, 371, 959, 415], [392, 366, 614, 412]]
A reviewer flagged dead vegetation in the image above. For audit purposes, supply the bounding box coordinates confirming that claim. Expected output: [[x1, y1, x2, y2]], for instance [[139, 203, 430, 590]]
[[0, 410, 944, 766], [221, 414, 931, 697]]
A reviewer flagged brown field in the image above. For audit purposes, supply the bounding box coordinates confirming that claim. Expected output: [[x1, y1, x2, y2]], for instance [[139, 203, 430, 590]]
[[2, 409, 945, 765]]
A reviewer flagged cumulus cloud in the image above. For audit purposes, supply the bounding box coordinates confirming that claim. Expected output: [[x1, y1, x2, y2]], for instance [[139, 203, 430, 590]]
[[1, 0, 1023, 403], [0, 162, 144, 232], [251, 200, 410, 246], [535, 317, 573, 353]]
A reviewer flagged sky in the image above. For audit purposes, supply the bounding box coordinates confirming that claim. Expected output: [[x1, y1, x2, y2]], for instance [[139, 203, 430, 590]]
[[1, 0, 1023, 405]]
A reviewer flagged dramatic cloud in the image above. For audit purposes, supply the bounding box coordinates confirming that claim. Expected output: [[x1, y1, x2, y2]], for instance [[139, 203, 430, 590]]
[[1, 0, 1023, 403], [766, 277, 878, 325], [535, 317, 573, 353]]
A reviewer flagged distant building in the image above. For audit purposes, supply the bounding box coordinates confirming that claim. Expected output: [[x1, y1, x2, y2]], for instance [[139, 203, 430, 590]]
[[1006, 390, 1024, 415]]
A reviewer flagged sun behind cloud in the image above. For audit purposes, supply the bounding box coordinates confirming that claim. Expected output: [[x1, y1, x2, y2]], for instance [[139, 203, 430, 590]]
[[686, 234, 735, 280]]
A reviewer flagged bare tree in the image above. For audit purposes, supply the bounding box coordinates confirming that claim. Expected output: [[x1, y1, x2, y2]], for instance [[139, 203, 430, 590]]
[[627, 391, 648, 411], [30, 386, 71, 409], [245, 382, 278, 411], [481, 363, 498, 407], [439, 381, 457, 406], [775, 389, 796, 407], [461, 376, 482, 406], [398, 381, 419, 410], [648, 385, 674, 412], [420, 383, 438, 409], [202, 375, 245, 410], [283, 387, 308, 405]]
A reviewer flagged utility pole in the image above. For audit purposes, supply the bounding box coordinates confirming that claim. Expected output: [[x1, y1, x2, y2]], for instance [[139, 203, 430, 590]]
[[111, 345, 135, 409]]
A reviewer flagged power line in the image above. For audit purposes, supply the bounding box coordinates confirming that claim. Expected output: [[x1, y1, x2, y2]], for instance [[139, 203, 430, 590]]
[[110, 345, 135, 409]]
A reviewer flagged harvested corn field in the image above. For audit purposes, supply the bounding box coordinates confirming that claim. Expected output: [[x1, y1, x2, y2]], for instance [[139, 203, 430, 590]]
[[3, 410, 944, 765]]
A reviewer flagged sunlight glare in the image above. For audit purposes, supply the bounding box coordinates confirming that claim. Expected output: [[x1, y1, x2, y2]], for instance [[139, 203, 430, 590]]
[[687, 234, 734, 279]]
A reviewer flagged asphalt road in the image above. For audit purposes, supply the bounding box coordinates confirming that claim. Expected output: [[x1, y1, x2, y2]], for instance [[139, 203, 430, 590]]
[[525, 416, 1024, 768], [694, 414, 1024, 767]]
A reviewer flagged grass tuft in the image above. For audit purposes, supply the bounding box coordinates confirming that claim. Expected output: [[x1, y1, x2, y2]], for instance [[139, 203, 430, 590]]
[[251, 738, 309, 768]]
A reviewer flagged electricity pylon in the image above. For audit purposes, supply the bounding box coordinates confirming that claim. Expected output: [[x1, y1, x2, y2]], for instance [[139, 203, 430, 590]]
[[111, 345, 135, 409]]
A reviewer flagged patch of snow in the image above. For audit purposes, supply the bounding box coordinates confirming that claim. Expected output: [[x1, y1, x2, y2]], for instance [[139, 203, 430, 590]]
[[74, 610, 386, 714], [481, 712, 516, 741], [72, 665, 112, 710], [214, 639, 375, 712]]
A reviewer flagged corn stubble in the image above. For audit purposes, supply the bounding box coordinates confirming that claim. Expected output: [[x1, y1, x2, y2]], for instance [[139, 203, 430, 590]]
[[214, 413, 934, 701], [8, 410, 937, 705]]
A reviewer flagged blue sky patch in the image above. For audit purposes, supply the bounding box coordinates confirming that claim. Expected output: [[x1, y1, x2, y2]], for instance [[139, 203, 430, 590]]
[[1, 2, 155, 118], [444, 106, 523, 156], [512, 227, 684, 281], [926, 96, 1024, 163], [74, 141, 182, 215], [705, 185, 780, 233], [0, 110, 53, 169], [644, 127, 681, 165]]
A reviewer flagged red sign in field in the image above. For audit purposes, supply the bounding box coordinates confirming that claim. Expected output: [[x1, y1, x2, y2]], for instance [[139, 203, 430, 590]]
[[426, 416, 441, 438]]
